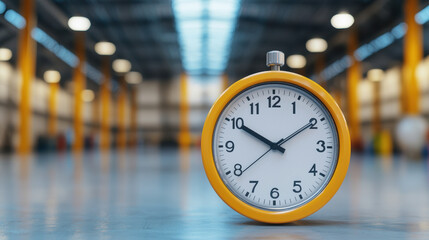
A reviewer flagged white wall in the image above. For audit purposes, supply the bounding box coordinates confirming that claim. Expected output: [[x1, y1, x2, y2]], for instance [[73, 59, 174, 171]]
[[357, 56, 429, 122], [0, 62, 102, 149]]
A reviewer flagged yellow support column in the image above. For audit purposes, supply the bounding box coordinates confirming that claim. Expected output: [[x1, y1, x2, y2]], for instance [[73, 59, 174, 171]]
[[402, 0, 422, 114], [117, 77, 127, 149], [372, 79, 383, 155], [346, 30, 363, 149], [100, 57, 111, 150], [129, 88, 138, 147], [179, 74, 190, 170], [179, 74, 191, 148], [48, 82, 59, 136], [379, 130, 393, 157], [222, 74, 229, 92], [372, 81, 381, 134], [17, 0, 36, 154], [73, 32, 86, 152], [92, 94, 99, 141]]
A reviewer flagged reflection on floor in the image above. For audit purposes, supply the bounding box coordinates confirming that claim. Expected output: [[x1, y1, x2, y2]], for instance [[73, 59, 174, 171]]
[[0, 148, 429, 239]]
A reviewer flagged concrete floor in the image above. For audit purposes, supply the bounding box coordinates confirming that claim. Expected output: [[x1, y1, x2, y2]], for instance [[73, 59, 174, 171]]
[[0, 148, 429, 239]]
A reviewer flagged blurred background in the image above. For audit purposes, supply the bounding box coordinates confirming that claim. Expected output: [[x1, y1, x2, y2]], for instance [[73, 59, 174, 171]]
[[0, 0, 429, 238]]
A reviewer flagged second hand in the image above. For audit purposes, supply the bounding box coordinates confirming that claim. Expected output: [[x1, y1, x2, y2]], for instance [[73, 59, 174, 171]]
[[241, 139, 283, 174], [240, 120, 315, 175]]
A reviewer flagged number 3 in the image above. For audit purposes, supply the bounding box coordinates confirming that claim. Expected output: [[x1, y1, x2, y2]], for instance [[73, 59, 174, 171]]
[[316, 140, 325, 152]]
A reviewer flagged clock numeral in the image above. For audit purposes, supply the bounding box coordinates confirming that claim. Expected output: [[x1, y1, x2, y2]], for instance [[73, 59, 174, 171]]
[[250, 102, 259, 115], [309, 118, 318, 129], [225, 141, 234, 152], [316, 140, 325, 152], [267, 95, 281, 108], [293, 180, 302, 193], [231, 117, 244, 129], [234, 164, 242, 176], [309, 164, 318, 176], [249, 180, 259, 193], [270, 188, 279, 199], [292, 101, 296, 114]]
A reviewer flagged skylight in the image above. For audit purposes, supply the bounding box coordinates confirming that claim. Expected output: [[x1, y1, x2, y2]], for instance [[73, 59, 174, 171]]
[[172, 0, 241, 76]]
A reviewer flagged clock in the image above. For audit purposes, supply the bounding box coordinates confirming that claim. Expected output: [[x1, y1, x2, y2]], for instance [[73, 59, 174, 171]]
[[201, 51, 350, 223]]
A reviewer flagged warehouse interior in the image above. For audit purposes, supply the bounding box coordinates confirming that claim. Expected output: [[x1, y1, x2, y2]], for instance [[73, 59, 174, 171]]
[[0, 0, 429, 238]]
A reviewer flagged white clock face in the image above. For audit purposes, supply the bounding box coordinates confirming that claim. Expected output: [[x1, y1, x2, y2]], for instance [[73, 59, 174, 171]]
[[213, 83, 339, 211]]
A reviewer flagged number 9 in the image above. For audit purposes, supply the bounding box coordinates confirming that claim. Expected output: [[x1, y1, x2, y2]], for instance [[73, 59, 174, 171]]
[[226, 141, 234, 152]]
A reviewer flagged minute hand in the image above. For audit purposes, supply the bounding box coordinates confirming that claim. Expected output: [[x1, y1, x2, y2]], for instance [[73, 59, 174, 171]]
[[277, 120, 314, 146]]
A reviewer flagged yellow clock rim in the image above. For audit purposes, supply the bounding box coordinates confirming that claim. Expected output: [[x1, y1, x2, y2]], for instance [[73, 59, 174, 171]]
[[201, 71, 351, 224]]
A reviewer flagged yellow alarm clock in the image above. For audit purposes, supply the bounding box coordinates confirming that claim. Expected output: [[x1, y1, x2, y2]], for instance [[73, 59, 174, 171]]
[[201, 50, 350, 224]]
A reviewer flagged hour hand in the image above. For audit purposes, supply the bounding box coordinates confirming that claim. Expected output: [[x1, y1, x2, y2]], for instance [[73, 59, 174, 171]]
[[241, 125, 286, 153]]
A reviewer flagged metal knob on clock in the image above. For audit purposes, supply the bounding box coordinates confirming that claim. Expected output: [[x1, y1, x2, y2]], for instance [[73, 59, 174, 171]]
[[266, 50, 285, 71]]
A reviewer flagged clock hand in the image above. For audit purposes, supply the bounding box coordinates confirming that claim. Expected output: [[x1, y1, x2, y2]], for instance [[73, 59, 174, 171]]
[[241, 148, 272, 174], [241, 138, 285, 174], [240, 119, 316, 175], [241, 125, 285, 153], [276, 118, 315, 147]]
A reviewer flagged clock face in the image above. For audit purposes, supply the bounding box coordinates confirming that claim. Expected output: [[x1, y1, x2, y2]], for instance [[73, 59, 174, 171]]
[[212, 82, 339, 211]]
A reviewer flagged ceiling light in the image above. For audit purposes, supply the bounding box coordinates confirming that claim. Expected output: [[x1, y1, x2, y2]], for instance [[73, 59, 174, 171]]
[[4, 9, 26, 29], [286, 55, 306, 69], [0, 48, 12, 61], [125, 71, 143, 84], [68, 16, 91, 31], [331, 12, 354, 29], [368, 69, 384, 82], [112, 59, 131, 73], [306, 38, 328, 53], [95, 41, 116, 56], [0, 1, 6, 15], [81, 89, 95, 102], [44, 70, 61, 83]]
